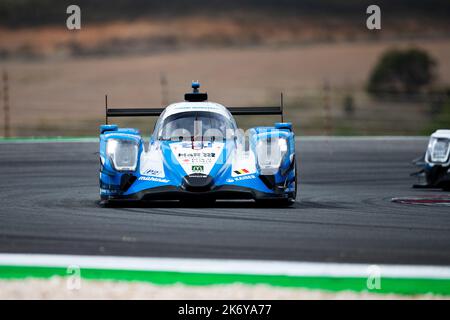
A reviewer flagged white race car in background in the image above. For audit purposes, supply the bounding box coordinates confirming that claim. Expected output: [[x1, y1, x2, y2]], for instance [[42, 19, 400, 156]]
[[412, 129, 450, 190]]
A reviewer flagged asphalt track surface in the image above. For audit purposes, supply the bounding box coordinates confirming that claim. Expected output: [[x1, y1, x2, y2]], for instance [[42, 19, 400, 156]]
[[1, 138, 449, 266]]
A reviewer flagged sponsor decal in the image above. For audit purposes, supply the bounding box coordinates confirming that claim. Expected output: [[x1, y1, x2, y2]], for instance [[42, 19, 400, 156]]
[[192, 165, 204, 173], [203, 153, 216, 157], [170, 141, 224, 175], [178, 152, 216, 158], [143, 169, 161, 176], [138, 176, 169, 183], [234, 174, 256, 181], [100, 188, 119, 195], [226, 178, 234, 183], [233, 168, 250, 175], [177, 152, 216, 165]]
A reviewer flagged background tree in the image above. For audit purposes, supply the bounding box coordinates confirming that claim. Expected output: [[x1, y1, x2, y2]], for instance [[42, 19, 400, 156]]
[[367, 48, 436, 96]]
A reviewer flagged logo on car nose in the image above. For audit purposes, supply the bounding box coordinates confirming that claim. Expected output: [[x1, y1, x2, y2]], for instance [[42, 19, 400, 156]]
[[192, 165, 204, 173]]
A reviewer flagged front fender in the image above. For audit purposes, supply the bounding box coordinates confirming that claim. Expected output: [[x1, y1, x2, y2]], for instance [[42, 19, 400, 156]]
[[249, 124, 295, 176], [99, 125, 143, 196]]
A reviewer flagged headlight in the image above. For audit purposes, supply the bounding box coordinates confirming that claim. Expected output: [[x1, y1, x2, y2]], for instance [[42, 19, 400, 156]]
[[106, 139, 138, 171], [256, 137, 288, 175], [427, 137, 450, 163]]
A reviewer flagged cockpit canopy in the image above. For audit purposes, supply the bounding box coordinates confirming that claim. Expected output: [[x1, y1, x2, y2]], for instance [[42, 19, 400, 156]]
[[154, 110, 237, 141]]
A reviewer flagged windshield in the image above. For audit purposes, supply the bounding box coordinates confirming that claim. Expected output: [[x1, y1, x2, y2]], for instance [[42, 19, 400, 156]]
[[155, 111, 237, 141]]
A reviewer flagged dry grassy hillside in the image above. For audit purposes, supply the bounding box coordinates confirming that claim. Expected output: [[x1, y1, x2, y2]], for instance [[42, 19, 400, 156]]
[[1, 16, 449, 59], [2, 38, 450, 136]]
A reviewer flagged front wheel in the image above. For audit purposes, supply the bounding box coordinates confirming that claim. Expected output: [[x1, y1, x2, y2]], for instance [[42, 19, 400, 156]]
[[285, 160, 298, 204], [289, 160, 298, 201]]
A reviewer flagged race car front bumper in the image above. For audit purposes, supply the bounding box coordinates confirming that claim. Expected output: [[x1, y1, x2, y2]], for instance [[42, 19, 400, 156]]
[[101, 184, 290, 202], [413, 165, 450, 189]]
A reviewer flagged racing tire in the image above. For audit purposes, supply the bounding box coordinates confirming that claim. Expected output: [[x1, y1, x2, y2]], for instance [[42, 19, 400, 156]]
[[290, 160, 298, 201], [285, 160, 298, 205]]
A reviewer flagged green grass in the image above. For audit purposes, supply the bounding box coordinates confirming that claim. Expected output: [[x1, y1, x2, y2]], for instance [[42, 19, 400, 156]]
[[1, 265, 449, 296]]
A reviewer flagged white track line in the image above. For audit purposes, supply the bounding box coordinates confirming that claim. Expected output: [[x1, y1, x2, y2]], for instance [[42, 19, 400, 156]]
[[0, 254, 449, 279]]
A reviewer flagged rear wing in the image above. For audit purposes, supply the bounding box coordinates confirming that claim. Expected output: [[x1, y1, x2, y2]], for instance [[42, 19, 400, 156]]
[[105, 93, 284, 124], [227, 106, 282, 116]]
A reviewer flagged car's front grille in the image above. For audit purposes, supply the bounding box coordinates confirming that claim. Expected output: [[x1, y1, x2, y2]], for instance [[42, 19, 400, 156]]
[[181, 174, 214, 192]]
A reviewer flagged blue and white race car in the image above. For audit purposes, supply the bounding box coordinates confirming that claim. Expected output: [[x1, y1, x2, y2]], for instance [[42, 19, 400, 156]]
[[412, 129, 450, 191], [99, 82, 297, 206]]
